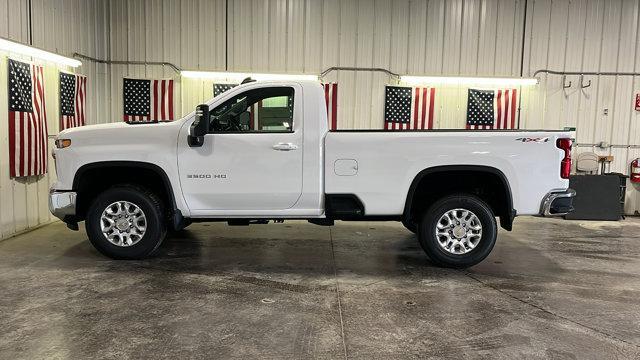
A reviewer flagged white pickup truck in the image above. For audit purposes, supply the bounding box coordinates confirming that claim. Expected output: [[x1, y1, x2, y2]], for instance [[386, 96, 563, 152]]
[[50, 80, 575, 268]]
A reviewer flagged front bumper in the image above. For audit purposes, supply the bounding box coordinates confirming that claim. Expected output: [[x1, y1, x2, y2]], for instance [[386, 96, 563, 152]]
[[49, 190, 77, 221], [540, 188, 576, 216]]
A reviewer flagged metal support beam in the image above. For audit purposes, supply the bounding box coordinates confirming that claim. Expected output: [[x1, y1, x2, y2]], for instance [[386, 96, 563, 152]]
[[320, 66, 400, 80], [534, 69, 640, 77], [73, 53, 182, 74], [576, 144, 640, 149]]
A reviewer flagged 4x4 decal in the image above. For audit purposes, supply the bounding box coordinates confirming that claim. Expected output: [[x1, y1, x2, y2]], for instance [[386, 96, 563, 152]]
[[515, 137, 549, 143]]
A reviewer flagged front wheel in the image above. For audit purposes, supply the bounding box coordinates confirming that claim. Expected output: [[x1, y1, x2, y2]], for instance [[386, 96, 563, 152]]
[[85, 185, 167, 259], [402, 219, 417, 234], [417, 194, 497, 268]]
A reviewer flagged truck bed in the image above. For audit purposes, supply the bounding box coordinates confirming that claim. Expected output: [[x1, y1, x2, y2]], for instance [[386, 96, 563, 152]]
[[324, 130, 571, 216]]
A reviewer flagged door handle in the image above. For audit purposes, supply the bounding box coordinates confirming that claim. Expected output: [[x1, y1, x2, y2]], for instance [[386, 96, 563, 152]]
[[272, 142, 299, 151]]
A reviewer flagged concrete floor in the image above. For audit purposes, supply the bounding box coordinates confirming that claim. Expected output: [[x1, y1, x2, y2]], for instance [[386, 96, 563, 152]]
[[0, 218, 639, 359]]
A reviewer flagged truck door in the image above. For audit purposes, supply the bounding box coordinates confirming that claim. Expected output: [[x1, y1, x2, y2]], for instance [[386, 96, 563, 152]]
[[177, 85, 303, 212]]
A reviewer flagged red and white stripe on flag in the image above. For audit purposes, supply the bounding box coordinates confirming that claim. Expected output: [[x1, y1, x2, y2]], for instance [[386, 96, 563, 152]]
[[323, 83, 338, 130], [123, 79, 174, 122], [249, 100, 262, 130], [8, 60, 48, 178], [467, 88, 518, 130], [60, 73, 87, 130], [151, 79, 174, 121], [385, 87, 435, 130]]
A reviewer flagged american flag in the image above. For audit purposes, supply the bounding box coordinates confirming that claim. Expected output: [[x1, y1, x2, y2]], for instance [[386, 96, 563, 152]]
[[323, 83, 338, 130], [466, 88, 518, 130], [214, 83, 237, 97], [59, 72, 87, 130], [123, 78, 174, 122], [384, 86, 435, 130], [8, 59, 48, 178]]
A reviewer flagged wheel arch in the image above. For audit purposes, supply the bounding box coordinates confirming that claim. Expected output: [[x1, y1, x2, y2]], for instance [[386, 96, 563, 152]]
[[403, 165, 515, 231], [72, 161, 183, 228]]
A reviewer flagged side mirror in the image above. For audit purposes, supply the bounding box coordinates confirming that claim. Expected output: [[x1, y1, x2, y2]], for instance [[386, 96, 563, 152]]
[[188, 104, 210, 147]]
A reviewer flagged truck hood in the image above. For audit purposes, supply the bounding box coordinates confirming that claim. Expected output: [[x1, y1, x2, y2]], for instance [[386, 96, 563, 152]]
[[51, 120, 187, 194], [57, 120, 185, 148], [59, 121, 178, 137]]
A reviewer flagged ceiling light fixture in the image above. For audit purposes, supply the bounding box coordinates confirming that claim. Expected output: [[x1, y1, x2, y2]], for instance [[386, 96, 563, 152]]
[[181, 71, 318, 82], [401, 75, 538, 86], [0, 37, 82, 68]]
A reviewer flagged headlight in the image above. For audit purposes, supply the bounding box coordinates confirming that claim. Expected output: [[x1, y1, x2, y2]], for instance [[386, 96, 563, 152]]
[[55, 139, 71, 149]]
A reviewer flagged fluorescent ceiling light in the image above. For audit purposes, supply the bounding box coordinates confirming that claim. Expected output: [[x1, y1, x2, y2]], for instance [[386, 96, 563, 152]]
[[181, 71, 318, 82], [401, 75, 538, 86], [0, 37, 82, 68]]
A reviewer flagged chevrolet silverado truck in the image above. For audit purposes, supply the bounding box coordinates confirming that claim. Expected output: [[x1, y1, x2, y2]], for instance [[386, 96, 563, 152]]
[[49, 80, 575, 268]]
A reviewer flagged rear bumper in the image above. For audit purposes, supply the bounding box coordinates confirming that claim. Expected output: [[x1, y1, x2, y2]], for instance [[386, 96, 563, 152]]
[[49, 189, 77, 221], [540, 188, 576, 216]]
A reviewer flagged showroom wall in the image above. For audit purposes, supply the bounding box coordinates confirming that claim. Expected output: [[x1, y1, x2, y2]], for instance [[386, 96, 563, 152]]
[[523, 0, 640, 213], [0, 0, 109, 239], [107, 0, 526, 126], [1, 0, 639, 240]]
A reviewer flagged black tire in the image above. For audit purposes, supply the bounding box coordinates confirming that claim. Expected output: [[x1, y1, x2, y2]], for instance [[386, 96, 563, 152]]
[[402, 219, 417, 234], [85, 185, 167, 260], [417, 194, 497, 268]]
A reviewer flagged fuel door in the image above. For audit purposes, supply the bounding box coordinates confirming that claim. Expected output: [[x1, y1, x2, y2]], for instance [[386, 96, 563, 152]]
[[334, 159, 358, 176]]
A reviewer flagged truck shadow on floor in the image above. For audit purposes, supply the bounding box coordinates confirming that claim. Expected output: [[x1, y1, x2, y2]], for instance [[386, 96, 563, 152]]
[[55, 224, 565, 288]]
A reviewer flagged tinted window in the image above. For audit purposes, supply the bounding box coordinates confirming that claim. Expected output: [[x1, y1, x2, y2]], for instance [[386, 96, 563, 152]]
[[209, 87, 294, 133]]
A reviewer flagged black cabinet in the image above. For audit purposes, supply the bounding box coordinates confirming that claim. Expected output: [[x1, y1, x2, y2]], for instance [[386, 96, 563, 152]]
[[565, 174, 626, 221]]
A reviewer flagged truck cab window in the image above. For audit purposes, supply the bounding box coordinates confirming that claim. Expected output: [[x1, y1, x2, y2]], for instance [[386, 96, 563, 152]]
[[209, 87, 294, 133]]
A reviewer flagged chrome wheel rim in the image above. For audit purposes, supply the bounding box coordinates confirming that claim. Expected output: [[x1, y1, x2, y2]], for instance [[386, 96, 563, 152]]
[[435, 208, 482, 255], [100, 201, 147, 247]]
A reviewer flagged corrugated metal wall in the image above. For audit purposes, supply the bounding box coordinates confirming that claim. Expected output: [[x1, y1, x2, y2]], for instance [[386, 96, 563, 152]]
[[0, 0, 638, 240], [0, 0, 109, 239], [522, 0, 640, 213], [108, 0, 527, 125], [107, 0, 226, 122]]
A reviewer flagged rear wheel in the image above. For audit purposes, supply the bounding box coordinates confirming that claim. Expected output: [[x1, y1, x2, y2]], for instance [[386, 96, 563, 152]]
[[417, 194, 497, 268], [85, 185, 166, 259]]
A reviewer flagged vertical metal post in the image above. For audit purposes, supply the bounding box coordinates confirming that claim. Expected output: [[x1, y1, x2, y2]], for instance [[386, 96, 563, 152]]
[[28, 0, 33, 45], [517, 0, 528, 129], [225, 0, 229, 71]]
